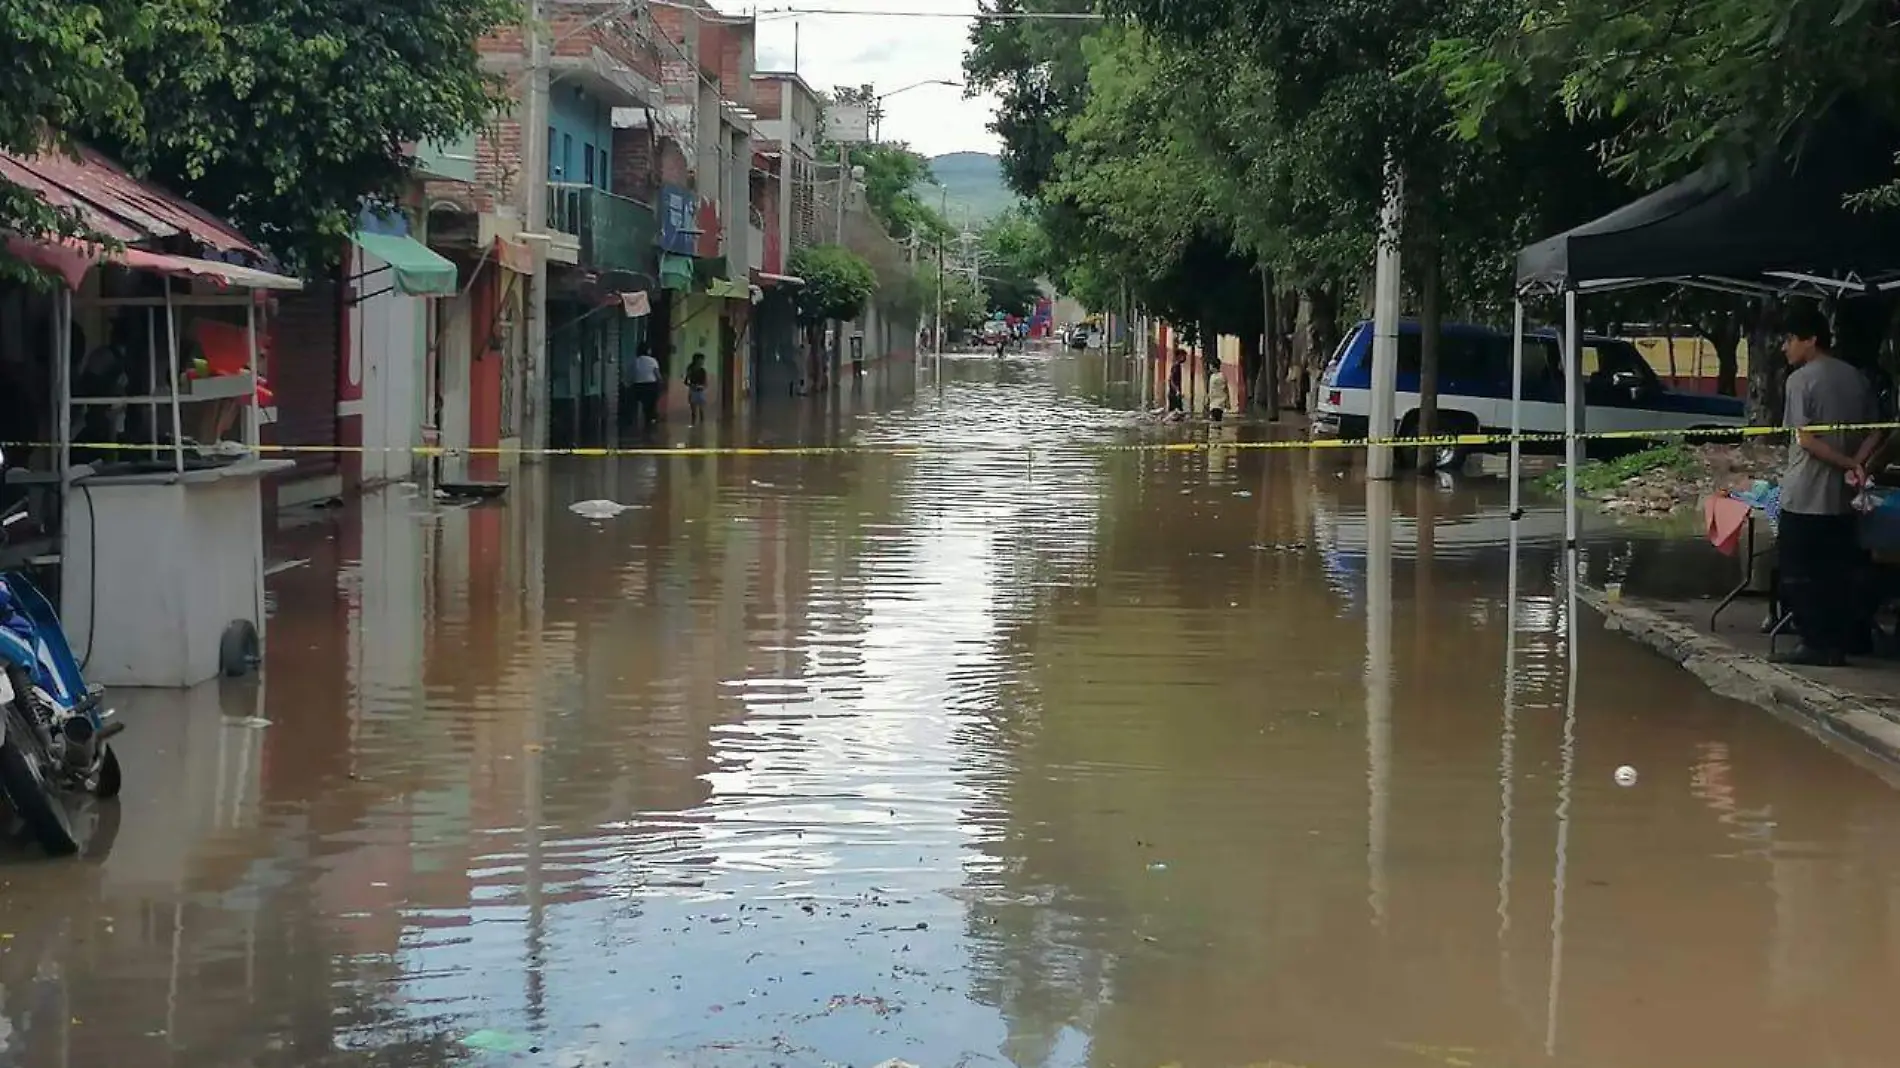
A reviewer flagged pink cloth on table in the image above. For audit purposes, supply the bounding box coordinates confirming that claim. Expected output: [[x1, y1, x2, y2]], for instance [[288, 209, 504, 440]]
[[1704, 494, 1752, 556]]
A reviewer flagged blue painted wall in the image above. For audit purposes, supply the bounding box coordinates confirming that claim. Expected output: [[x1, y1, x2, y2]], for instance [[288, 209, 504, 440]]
[[546, 85, 613, 191]]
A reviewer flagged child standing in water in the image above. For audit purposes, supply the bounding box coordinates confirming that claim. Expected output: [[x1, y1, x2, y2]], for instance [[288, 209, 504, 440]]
[[1205, 353, 1230, 423], [684, 353, 709, 425]]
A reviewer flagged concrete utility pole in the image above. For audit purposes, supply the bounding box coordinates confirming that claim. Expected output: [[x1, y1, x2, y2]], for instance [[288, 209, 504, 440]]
[[835, 159, 848, 244], [934, 185, 946, 362], [522, 0, 551, 462], [1367, 153, 1404, 480]]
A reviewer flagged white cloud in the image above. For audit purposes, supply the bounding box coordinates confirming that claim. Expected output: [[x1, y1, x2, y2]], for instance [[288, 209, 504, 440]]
[[717, 0, 1003, 159]]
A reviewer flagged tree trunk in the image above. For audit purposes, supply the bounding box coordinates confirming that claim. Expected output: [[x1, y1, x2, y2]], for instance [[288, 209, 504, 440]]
[[1200, 317, 1217, 415], [1706, 311, 1741, 397], [1240, 331, 1262, 412], [1258, 266, 1279, 418], [1298, 284, 1340, 413], [1745, 303, 1783, 426], [1273, 286, 1295, 411], [1414, 235, 1442, 471]]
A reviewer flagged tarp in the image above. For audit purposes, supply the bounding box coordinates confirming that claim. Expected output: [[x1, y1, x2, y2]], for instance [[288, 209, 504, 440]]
[[350, 231, 457, 296], [0, 144, 262, 254], [659, 253, 694, 292], [704, 276, 748, 300], [4, 236, 303, 291], [1516, 115, 1900, 293]]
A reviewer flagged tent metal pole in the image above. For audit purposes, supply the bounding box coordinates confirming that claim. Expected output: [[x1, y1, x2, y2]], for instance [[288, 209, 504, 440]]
[[1510, 299, 1524, 519], [246, 300, 262, 454], [147, 308, 159, 462], [55, 289, 71, 485], [165, 288, 184, 474]]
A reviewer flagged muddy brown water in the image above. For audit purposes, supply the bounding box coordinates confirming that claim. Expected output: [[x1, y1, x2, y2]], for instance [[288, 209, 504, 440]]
[[2, 351, 1898, 1068]]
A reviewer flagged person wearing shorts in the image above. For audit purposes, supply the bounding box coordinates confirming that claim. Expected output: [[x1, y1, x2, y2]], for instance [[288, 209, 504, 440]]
[[684, 354, 709, 425], [1205, 354, 1230, 423]]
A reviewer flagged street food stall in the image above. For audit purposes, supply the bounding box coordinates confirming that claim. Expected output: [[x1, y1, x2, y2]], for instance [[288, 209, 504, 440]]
[[0, 145, 302, 687]]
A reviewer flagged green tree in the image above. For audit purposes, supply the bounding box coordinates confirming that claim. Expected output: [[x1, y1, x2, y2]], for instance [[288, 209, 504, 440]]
[[1429, 0, 1900, 197], [914, 261, 985, 334], [0, 0, 219, 266], [790, 243, 878, 325], [824, 140, 952, 243], [978, 208, 1049, 317], [1, 0, 516, 275]]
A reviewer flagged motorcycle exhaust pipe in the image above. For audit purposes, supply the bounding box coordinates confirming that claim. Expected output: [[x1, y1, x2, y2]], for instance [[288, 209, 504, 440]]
[[60, 716, 97, 773]]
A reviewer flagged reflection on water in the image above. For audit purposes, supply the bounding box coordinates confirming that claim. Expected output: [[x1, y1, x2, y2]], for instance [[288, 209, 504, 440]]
[[2, 350, 1899, 1067]]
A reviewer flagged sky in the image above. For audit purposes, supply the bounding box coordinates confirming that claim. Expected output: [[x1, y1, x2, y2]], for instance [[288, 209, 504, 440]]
[[716, 0, 1004, 159]]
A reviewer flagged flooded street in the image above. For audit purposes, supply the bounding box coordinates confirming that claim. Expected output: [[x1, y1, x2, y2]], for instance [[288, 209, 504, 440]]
[[6, 350, 1900, 1068]]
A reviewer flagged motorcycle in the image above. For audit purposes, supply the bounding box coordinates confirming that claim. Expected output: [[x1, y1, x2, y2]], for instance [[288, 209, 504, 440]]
[[0, 445, 122, 856]]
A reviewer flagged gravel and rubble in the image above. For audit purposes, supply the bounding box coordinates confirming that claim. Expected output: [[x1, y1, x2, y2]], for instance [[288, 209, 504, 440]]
[[1559, 441, 1785, 517]]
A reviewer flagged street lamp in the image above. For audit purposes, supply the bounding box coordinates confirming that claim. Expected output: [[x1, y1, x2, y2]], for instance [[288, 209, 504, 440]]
[[871, 79, 962, 142]]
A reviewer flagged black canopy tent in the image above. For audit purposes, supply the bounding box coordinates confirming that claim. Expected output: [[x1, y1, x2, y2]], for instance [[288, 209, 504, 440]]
[[1502, 113, 1900, 616], [1515, 119, 1900, 299]]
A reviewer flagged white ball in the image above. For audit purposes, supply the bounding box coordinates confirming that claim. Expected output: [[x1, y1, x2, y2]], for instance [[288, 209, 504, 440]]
[[1614, 765, 1639, 787]]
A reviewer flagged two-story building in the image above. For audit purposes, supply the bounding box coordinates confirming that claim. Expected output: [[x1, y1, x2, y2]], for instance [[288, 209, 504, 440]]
[[748, 71, 823, 396]]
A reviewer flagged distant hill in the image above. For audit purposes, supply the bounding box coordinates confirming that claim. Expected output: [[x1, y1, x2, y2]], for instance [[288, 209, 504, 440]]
[[921, 152, 1021, 225]]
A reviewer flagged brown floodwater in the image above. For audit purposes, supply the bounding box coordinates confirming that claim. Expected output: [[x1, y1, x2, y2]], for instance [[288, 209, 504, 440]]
[[3, 350, 1899, 1068]]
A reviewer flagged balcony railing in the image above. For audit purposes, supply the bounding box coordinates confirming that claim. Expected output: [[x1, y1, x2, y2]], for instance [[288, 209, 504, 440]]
[[547, 182, 657, 274]]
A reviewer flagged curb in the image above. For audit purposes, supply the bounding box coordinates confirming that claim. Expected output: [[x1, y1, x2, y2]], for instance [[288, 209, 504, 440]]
[[1582, 588, 1900, 775]]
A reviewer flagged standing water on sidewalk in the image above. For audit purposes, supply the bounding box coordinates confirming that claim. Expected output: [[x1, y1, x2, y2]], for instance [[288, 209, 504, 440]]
[[3, 351, 1899, 1068]]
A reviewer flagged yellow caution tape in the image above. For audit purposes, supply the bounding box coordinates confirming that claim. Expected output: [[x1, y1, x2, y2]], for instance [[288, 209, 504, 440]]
[[4, 419, 1896, 459]]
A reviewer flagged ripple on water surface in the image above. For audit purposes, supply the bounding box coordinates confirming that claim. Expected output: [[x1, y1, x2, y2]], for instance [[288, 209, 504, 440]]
[[1, 352, 1898, 1068]]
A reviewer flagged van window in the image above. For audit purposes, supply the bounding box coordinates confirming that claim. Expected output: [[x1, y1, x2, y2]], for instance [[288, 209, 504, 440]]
[[1520, 337, 1561, 390], [1396, 331, 1508, 380], [1580, 340, 1652, 382]]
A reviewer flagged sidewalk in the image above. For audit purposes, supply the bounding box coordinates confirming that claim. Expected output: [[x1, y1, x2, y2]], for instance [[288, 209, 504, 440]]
[[1585, 587, 1900, 775]]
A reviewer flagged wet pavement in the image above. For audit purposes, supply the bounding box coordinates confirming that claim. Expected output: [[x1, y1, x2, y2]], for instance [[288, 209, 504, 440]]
[[4, 349, 1900, 1068]]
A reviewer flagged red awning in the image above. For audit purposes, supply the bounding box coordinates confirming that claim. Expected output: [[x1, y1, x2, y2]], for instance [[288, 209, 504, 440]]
[[0, 145, 263, 254], [5, 236, 302, 291]]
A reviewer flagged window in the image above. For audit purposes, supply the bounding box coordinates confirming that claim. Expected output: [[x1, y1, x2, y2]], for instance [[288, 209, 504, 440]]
[[546, 127, 559, 179], [1579, 340, 1651, 381], [598, 148, 609, 190], [1395, 331, 1507, 381], [562, 133, 573, 182], [583, 142, 595, 186], [1520, 338, 1561, 390]]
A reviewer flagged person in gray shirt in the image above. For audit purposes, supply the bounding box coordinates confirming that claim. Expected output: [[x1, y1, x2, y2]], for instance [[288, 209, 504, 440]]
[[1776, 305, 1884, 666]]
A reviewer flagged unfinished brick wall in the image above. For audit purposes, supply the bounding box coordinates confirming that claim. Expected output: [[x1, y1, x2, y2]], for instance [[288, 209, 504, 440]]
[[267, 278, 341, 480], [791, 156, 818, 248], [422, 117, 523, 215], [611, 125, 657, 203], [749, 77, 783, 120], [658, 138, 691, 187], [546, 6, 661, 82]]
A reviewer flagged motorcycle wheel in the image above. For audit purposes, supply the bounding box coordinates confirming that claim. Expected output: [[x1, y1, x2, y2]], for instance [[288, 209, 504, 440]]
[[91, 744, 122, 800], [0, 707, 78, 856]]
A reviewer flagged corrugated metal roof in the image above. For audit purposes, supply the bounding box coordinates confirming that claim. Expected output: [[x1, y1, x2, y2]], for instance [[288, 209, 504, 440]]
[[0, 144, 262, 257]]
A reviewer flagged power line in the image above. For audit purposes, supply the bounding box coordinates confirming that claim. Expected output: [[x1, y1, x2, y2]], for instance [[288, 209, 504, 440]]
[[753, 6, 1109, 20]]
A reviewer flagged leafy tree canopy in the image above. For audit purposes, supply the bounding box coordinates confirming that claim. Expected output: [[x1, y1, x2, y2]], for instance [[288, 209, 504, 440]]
[[977, 207, 1048, 316], [3, 0, 516, 274], [789, 243, 878, 324], [822, 140, 952, 243], [1427, 0, 1900, 200]]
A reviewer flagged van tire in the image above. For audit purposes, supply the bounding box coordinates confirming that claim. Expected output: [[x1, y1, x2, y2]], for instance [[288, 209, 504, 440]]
[[1397, 410, 1481, 470]]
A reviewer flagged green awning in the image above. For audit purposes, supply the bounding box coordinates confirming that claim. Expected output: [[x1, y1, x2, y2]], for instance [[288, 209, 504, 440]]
[[660, 253, 695, 292], [351, 231, 457, 296], [704, 276, 747, 300]]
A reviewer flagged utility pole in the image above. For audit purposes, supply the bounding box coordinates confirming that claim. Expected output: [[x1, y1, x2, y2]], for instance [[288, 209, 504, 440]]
[[835, 157, 848, 244], [522, 0, 550, 464], [934, 185, 946, 362], [1367, 153, 1404, 480]]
